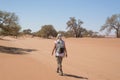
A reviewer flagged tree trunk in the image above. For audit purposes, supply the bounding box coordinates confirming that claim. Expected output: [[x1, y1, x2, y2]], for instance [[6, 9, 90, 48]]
[[116, 29, 119, 38], [75, 34, 77, 38], [74, 30, 77, 38], [77, 29, 82, 38]]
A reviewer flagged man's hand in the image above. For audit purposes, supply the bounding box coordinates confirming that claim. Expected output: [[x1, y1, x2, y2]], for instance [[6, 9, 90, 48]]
[[65, 54, 67, 58], [51, 52, 53, 56]]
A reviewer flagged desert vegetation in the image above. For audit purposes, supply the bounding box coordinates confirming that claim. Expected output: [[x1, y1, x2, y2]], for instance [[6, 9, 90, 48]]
[[0, 10, 120, 38]]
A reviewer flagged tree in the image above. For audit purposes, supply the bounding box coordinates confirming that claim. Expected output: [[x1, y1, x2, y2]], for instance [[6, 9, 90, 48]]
[[38, 25, 57, 38], [58, 31, 66, 37], [23, 29, 32, 35], [64, 30, 74, 38], [66, 17, 83, 38], [0, 10, 21, 37], [100, 14, 120, 38]]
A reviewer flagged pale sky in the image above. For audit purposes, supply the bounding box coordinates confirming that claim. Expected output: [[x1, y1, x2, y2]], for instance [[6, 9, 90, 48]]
[[0, 0, 120, 34]]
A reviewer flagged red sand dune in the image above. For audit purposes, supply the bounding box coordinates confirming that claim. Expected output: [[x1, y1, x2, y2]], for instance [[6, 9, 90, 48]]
[[0, 37, 120, 80]]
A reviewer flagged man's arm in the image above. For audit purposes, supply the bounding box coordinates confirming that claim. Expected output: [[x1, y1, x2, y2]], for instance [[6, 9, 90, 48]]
[[64, 43, 67, 57], [52, 43, 56, 56]]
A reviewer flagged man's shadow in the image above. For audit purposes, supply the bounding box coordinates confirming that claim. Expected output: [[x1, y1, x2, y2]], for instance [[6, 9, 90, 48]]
[[63, 73, 88, 80]]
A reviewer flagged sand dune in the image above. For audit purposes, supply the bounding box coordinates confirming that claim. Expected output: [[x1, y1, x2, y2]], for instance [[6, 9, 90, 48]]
[[0, 37, 120, 80]]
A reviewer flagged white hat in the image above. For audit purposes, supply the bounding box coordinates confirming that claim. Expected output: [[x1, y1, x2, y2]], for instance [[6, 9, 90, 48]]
[[57, 33, 62, 39]]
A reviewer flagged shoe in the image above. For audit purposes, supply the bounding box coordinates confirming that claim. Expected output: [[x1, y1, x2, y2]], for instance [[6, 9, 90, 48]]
[[57, 70, 59, 73], [59, 69, 63, 76], [56, 68, 59, 73], [59, 72, 63, 76]]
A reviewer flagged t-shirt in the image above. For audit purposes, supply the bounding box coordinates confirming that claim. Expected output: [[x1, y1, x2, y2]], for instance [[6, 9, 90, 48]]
[[55, 39, 65, 57]]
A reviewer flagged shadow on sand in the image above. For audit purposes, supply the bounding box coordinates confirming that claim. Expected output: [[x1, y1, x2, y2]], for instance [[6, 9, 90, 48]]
[[63, 73, 88, 80], [0, 45, 37, 54]]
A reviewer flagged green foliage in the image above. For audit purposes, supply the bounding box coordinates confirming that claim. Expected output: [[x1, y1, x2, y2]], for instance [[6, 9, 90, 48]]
[[57, 30, 73, 38], [58, 31, 66, 36], [37, 25, 57, 38], [0, 24, 21, 36], [66, 17, 103, 38], [0, 10, 21, 37], [66, 17, 83, 38], [22, 29, 32, 35], [64, 30, 74, 38]]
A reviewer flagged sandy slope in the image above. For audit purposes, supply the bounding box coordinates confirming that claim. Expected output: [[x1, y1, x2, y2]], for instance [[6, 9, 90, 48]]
[[0, 37, 120, 80]]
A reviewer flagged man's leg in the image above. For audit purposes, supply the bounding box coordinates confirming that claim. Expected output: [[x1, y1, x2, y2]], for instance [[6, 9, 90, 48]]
[[56, 56, 63, 76], [59, 57, 63, 76], [56, 56, 60, 73]]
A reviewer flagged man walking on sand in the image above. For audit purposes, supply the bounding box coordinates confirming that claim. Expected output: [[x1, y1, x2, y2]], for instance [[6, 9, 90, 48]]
[[52, 33, 67, 76]]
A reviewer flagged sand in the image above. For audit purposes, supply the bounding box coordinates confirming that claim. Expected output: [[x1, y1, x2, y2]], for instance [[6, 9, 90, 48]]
[[0, 37, 120, 80]]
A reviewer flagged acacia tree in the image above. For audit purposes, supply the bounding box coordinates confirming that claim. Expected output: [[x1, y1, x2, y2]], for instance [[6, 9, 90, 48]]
[[100, 14, 120, 38], [23, 29, 32, 35], [38, 25, 57, 38], [66, 17, 83, 38], [0, 10, 21, 37]]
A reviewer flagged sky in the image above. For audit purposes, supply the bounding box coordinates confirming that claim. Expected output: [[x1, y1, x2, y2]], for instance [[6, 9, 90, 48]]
[[0, 0, 120, 34]]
